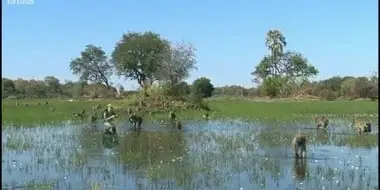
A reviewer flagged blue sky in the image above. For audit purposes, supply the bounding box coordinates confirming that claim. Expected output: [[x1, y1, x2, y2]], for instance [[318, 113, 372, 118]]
[[2, 0, 378, 90]]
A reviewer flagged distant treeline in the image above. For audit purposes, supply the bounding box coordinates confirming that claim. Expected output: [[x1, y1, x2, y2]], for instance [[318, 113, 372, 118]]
[[2, 74, 378, 101], [3, 30, 378, 101], [214, 75, 378, 101]]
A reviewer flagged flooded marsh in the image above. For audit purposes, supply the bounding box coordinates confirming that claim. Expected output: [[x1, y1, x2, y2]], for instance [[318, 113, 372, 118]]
[[2, 118, 378, 190]]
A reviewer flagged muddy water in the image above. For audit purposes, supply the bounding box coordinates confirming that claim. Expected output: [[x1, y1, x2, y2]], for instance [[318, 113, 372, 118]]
[[2, 119, 378, 190]]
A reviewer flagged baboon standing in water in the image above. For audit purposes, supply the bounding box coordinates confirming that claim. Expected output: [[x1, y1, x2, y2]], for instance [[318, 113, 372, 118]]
[[169, 111, 176, 122], [89, 113, 97, 124], [175, 120, 182, 130], [354, 120, 372, 135], [292, 133, 307, 158], [168, 111, 182, 130], [314, 116, 329, 130], [129, 114, 143, 130], [73, 110, 86, 119]]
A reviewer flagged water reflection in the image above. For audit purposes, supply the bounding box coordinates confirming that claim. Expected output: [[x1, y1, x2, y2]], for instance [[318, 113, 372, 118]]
[[2, 118, 379, 190], [293, 158, 308, 181], [102, 132, 120, 149]]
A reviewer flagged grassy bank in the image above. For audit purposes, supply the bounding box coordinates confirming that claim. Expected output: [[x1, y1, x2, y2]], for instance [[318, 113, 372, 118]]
[[2, 98, 378, 126]]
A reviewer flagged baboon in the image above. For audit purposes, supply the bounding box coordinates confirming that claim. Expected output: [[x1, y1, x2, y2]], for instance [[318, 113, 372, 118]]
[[169, 111, 176, 122], [354, 120, 372, 135], [16, 102, 19, 106], [203, 106, 211, 112], [73, 110, 86, 118], [129, 114, 143, 129], [127, 107, 133, 114], [93, 104, 101, 111], [203, 112, 209, 120], [89, 113, 97, 124], [292, 133, 307, 158], [175, 120, 182, 130], [45, 101, 49, 105], [314, 116, 329, 129], [25, 104, 28, 107]]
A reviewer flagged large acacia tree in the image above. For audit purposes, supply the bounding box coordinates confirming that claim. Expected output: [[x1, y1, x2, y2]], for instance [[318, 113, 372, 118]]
[[111, 31, 170, 88], [70, 45, 113, 89], [251, 29, 319, 97]]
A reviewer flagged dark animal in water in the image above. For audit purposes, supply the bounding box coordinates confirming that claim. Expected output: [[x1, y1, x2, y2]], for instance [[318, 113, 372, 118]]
[[354, 120, 372, 135], [175, 120, 182, 130], [292, 133, 307, 158], [73, 110, 86, 118], [89, 113, 97, 123], [314, 116, 329, 129], [129, 114, 143, 129], [169, 111, 176, 122], [45, 101, 49, 105], [168, 111, 183, 130]]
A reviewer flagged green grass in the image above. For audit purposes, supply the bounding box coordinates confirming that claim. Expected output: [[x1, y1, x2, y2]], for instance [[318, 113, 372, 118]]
[[2, 98, 378, 126]]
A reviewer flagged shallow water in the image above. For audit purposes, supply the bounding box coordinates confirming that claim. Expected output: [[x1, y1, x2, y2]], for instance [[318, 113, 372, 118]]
[[2, 118, 379, 190]]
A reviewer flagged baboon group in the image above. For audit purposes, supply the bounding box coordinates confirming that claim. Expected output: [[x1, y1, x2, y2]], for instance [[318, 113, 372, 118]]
[[16, 101, 373, 160], [292, 116, 372, 159], [74, 102, 210, 135], [16, 101, 55, 111]]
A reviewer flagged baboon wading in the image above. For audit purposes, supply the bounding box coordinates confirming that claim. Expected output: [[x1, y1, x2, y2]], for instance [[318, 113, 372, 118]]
[[292, 133, 307, 158]]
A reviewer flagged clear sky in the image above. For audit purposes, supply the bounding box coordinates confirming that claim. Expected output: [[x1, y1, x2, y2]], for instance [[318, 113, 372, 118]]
[[2, 0, 378, 90]]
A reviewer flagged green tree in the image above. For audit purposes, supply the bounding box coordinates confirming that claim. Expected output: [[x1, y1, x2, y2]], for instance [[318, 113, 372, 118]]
[[259, 76, 285, 98], [251, 30, 319, 97], [368, 72, 378, 100], [70, 45, 113, 89], [111, 31, 170, 88], [27, 80, 47, 98], [44, 76, 61, 94], [355, 77, 371, 98], [341, 78, 357, 99], [13, 78, 29, 96], [162, 81, 191, 97], [156, 41, 197, 84], [191, 77, 214, 98], [2, 78, 15, 97]]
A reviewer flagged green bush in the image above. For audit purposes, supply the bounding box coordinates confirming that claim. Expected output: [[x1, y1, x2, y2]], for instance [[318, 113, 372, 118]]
[[191, 77, 214, 98]]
